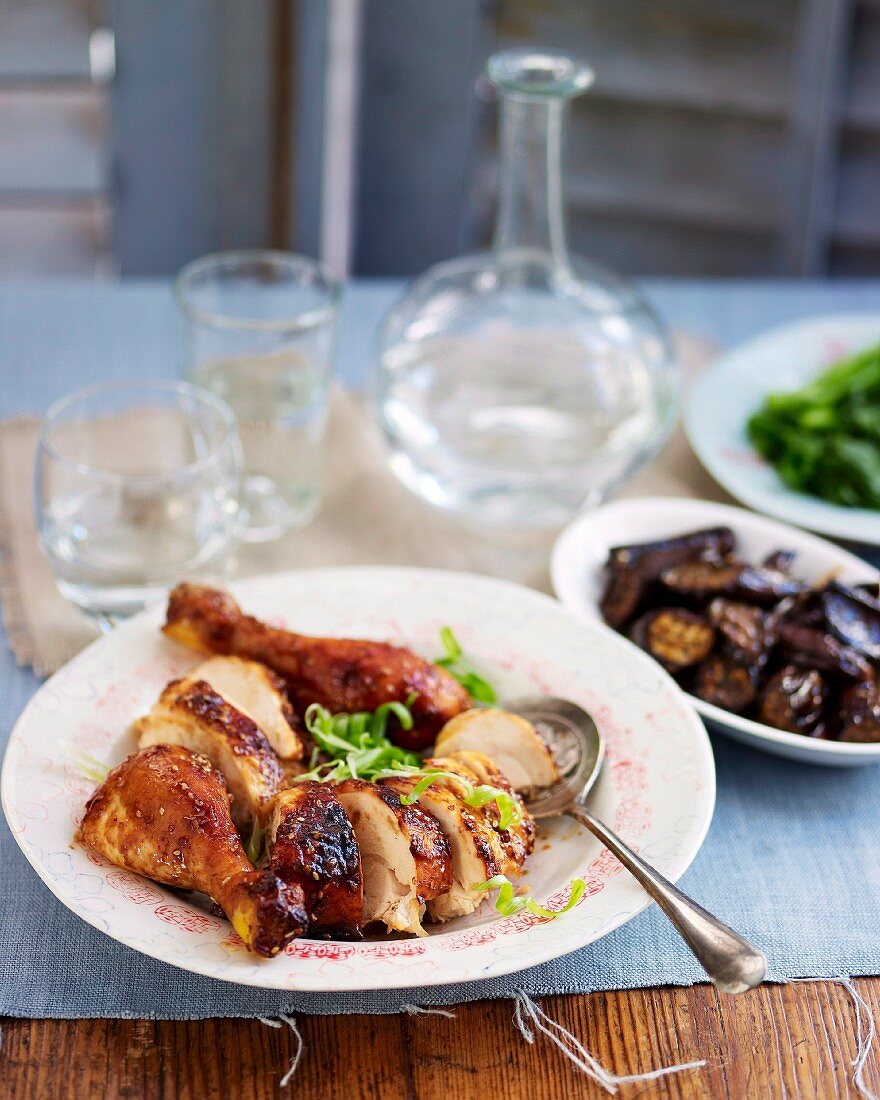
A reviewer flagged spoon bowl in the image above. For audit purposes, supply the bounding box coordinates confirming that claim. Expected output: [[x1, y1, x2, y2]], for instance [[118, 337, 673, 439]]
[[510, 696, 604, 818]]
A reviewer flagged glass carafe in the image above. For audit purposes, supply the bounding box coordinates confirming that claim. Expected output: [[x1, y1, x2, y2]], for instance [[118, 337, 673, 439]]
[[370, 48, 679, 530]]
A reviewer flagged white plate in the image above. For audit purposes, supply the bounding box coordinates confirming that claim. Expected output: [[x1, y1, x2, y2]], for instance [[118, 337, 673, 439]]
[[552, 498, 880, 767], [1, 567, 714, 992], [683, 313, 880, 544]]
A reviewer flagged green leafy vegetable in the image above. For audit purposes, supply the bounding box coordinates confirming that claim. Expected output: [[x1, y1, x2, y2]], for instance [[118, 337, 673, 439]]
[[293, 699, 521, 827], [295, 700, 422, 784], [62, 742, 110, 785], [747, 342, 880, 509], [474, 874, 586, 919], [245, 817, 265, 864], [435, 626, 498, 705], [372, 765, 523, 829]]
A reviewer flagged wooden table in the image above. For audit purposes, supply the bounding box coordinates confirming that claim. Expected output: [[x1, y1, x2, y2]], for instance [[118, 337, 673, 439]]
[[3, 981, 879, 1097], [3, 280, 880, 1099]]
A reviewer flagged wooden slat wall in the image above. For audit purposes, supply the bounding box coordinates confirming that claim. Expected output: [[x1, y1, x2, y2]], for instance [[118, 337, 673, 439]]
[[464, 0, 880, 277], [0, 0, 110, 275]]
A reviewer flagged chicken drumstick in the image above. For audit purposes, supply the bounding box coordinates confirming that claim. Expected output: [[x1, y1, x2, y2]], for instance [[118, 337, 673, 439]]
[[163, 583, 470, 749], [77, 744, 308, 956]]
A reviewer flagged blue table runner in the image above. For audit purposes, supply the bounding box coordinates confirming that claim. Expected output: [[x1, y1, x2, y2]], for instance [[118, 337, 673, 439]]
[[1, 279, 879, 1018]]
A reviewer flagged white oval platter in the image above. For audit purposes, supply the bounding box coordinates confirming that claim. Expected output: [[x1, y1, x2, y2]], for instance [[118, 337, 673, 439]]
[[552, 498, 880, 767], [2, 567, 714, 991]]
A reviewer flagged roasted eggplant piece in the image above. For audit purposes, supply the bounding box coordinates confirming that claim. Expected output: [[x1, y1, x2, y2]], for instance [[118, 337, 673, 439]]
[[762, 550, 796, 573], [821, 583, 880, 661], [629, 608, 715, 672], [659, 559, 745, 602], [660, 558, 803, 605], [777, 622, 873, 682], [600, 527, 735, 628], [708, 598, 777, 670], [733, 565, 806, 605], [693, 655, 756, 713], [758, 665, 828, 735], [837, 680, 880, 743]]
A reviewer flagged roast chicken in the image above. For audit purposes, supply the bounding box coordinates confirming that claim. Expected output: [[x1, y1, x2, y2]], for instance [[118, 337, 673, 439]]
[[77, 597, 560, 948], [430, 751, 535, 871], [263, 782, 363, 937], [435, 709, 559, 792], [335, 778, 452, 936], [77, 744, 308, 956], [163, 583, 470, 749], [133, 676, 282, 832], [190, 656, 305, 761]]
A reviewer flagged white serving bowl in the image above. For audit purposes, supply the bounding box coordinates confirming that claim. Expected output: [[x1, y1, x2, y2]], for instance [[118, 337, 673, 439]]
[[551, 497, 880, 767]]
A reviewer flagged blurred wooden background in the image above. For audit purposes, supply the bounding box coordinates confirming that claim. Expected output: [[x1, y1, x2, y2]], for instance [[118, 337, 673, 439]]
[[2, 0, 879, 278]]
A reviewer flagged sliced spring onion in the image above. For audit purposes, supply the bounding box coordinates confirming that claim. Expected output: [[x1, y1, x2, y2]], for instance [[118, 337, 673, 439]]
[[245, 817, 265, 865], [371, 764, 523, 829], [61, 741, 110, 785], [473, 874, 586, 919], [294, 700, 422, 785], [435, 626, 498, 705]]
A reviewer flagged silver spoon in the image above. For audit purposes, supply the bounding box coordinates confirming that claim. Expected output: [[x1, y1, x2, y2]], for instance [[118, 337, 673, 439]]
[[512, 696, 767, 995]]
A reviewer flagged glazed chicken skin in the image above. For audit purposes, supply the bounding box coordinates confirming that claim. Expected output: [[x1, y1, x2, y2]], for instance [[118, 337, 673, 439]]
[[191, 656, 305, 761], [163, 583, 471, 750], [381, 775, 502, 922], [77, 744, 308, 957], [429, 751, 536, 872], [133, 677, 282, 832], [334, 778, 452, 936], [264, 783, 363, 937]]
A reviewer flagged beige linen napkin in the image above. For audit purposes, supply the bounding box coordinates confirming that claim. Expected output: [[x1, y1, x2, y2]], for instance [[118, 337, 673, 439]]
[[0, 334, 725, 675]]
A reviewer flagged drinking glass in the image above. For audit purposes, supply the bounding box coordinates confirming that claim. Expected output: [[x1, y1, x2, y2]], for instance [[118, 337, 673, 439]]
[[175, 251, 341, 542], [35, 380, 244, 623]]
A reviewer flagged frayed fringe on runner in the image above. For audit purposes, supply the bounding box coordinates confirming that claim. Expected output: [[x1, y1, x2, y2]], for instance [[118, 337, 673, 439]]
[[400, 1004, 457, 1018], [789, 977, 878, 1100], [513, 990, 706, 1095], [259, 1013, 303, 1087]]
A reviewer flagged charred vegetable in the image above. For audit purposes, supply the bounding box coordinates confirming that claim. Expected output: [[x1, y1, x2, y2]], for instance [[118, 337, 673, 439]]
[[693, 655, 756, 713], [598, 524, 880, 740], [629, 608, 715, 673], [777, 622, 873, 682], [600, 527, 735, 629], [762, 550, 796, 573], [758, 665, 828, 736], [732, 565, 806, 605], [821, 583, 880, 661], [660, 560, 744, 601], [708, 599, 777, 670], [837, 680, 880, 743]]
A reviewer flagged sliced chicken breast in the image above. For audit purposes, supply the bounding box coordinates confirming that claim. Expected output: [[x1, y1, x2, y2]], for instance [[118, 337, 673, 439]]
[[435, 708, 558, 792], [334, 778, 452, 936], [381, 774, 504, 922], [191, 655, 305, 761], [424, 754, 532, 878], [132, 677, 281, 831], [265, 782, 363, 937], [440, 750, 536, 868]]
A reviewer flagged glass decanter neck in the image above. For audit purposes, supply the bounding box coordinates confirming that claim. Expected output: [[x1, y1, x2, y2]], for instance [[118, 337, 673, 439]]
[[488, 49, 593, 277]]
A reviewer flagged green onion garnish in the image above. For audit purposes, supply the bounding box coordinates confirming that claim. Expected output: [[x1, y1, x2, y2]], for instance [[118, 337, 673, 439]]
[[245, 817, 265, 864], [62, 742, 110, 785], [293, 700, 422, 784], [435, 627, 497, 705], [373, 765, 523, 829], [292, 700, 521, 827], [473, 875, 586, 919]]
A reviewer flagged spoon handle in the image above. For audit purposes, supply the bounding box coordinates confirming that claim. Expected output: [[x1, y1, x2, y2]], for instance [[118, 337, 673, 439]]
[[569, 803, 766, 994]]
